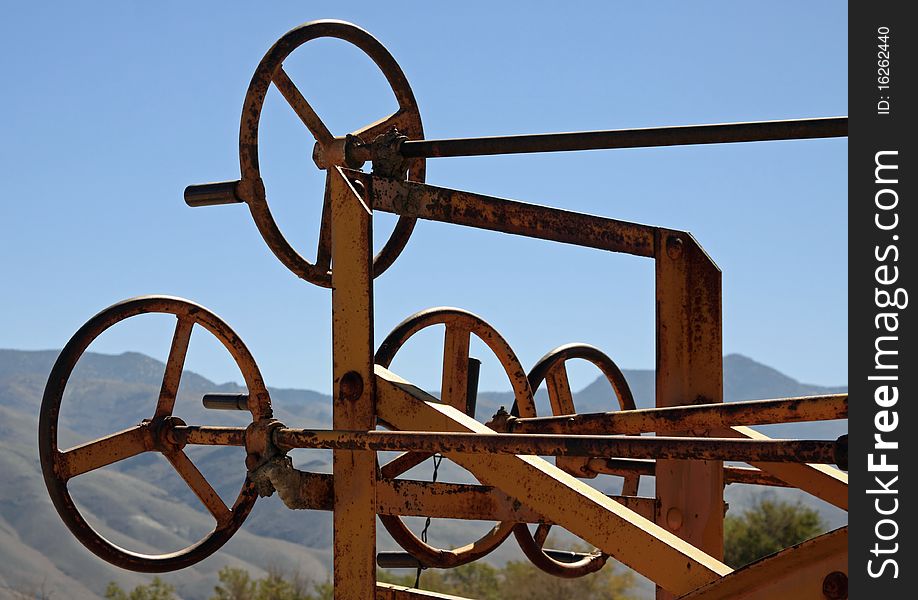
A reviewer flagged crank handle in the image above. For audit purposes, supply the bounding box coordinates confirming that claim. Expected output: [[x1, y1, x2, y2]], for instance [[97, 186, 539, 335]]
[[184, 180, 244, 207], [202, 393, 249, 411]]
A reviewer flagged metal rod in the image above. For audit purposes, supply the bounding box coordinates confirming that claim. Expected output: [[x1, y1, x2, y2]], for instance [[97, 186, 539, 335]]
[[585, 458, 791, 487], [171, 427, 845, 465], [499, 394, 848, 435], [394, 117, 847, 159], [202, 393, 250, 411], [269, 429, 843, 466], [183, 180, 243, 207]]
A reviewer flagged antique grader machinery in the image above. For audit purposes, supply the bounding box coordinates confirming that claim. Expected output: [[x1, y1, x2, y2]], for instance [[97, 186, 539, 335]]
[[38, 20, 849, 600]]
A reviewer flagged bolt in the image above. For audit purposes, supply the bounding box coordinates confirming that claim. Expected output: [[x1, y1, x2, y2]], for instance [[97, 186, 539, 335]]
[[822, 571, 847, 599], [339, 371, 364, 402], [486, 406, 513, 432], [666, 236, 684, 259]]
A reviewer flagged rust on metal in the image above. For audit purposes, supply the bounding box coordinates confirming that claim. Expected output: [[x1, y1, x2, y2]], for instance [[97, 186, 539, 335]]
[[513, 343, 637, 577], [329, 166, 378, 599], [247, 456, 656, 522], [186, 20, 427, 287], [387, 117, 848, 159], [376, 367, 733, 596], [38, 296, 271, 572], [268, 428, 842, 465], [366, 172, 657, 258], [500, 394, 848, 435], [374, 307, 534, 568], [585, 458, 792, 488], [43, 16, 850, 600], [725, 426, 849, 510], [678, 527, 847, 600]]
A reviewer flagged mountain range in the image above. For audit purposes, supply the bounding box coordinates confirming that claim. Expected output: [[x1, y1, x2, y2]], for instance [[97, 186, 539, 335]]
[[0, 349, 846, 599]]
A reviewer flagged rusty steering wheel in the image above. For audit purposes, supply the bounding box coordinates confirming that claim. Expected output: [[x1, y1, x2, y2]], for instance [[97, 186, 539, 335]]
[[375, 307, 536, 568], [513, 343, 638, 578], [38, 296, 273, 572], [235, 19, 425, 287]]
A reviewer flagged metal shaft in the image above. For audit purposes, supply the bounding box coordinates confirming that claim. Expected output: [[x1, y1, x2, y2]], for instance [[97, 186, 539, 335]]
[[393, 117, 847, 159], [170, 425, 845, 467], [500, 394, 848, 435]]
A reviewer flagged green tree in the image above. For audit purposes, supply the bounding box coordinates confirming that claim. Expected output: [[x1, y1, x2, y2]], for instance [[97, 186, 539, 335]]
[[311, 580, 333, 600], [211, 567, 256, 600], [724, 495, 826, 568], [254, 567, 312, 600], [379, 557, 635, 600], [104, 578, 176, 600], [379, 563, 502, 600], [498, 560, 635, 600], [210, 566, 327, 600]]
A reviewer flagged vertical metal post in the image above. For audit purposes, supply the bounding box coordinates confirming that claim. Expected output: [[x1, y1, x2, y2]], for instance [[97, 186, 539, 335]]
[[654, 232, 725, 600], [330, 167, 377, 599]]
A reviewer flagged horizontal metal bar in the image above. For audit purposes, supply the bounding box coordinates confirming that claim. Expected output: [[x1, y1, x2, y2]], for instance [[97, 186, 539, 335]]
[[244, 460, 657, 521], [173, 422, 845, 468], [498, 394, 848, 435], [174, 425, 246, 446], [395, 117, 848, 159], [269, 429, 844, 466], [172, 425, 845, 466], [363, 173, 657, 258], [585, 457, 790, 487]]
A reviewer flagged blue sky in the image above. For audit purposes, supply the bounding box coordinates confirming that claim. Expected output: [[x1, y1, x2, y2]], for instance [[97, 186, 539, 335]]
[[1, 2, 847, 395]]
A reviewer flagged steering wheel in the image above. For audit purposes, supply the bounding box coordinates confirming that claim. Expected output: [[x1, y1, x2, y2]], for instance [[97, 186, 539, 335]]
[[188, 20, 425, 287], [513, 343, 638, 578], [375, 307, 535, 568], [38, 296, 273, 572]]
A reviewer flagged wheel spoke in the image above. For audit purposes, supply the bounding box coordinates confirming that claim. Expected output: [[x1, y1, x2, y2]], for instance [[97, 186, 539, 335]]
[[164, 450, 232, 525], [534, 523, 552, 548], [273, 66, 334, 147], [315, 175, 333, 272], [155, 317, 194, 418], [380, 451, 431, 479], [545, 362, 575, 416], [441, 325, 471, 411], [58, 424, 153, 480], [351, 108, 413, 142]]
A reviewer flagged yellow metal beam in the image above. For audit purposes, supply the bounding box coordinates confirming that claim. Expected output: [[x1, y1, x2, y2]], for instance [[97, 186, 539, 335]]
[[376, 366, 732, 596], [330, 167, 377, 599], [678, 527, 847, 600], [727, 426, 848, 510], [376, 583, 469, 600], [654, 231, 724, 600]]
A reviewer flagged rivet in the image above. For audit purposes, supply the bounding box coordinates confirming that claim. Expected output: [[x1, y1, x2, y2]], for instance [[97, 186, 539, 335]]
[[666, 236, 684, 259], [822, 571, 847, 599], [339, 371, 364, 402], [666, 507, 683, 531]]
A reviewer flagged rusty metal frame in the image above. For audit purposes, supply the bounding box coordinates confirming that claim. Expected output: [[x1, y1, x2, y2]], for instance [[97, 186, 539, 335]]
[[329, 168, 378, 598], [40, 19, 850, 600], [42, 163, 851, 596]]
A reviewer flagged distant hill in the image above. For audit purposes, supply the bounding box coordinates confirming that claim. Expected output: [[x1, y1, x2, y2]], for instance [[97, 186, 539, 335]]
[[0, 349, 846, 599]]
